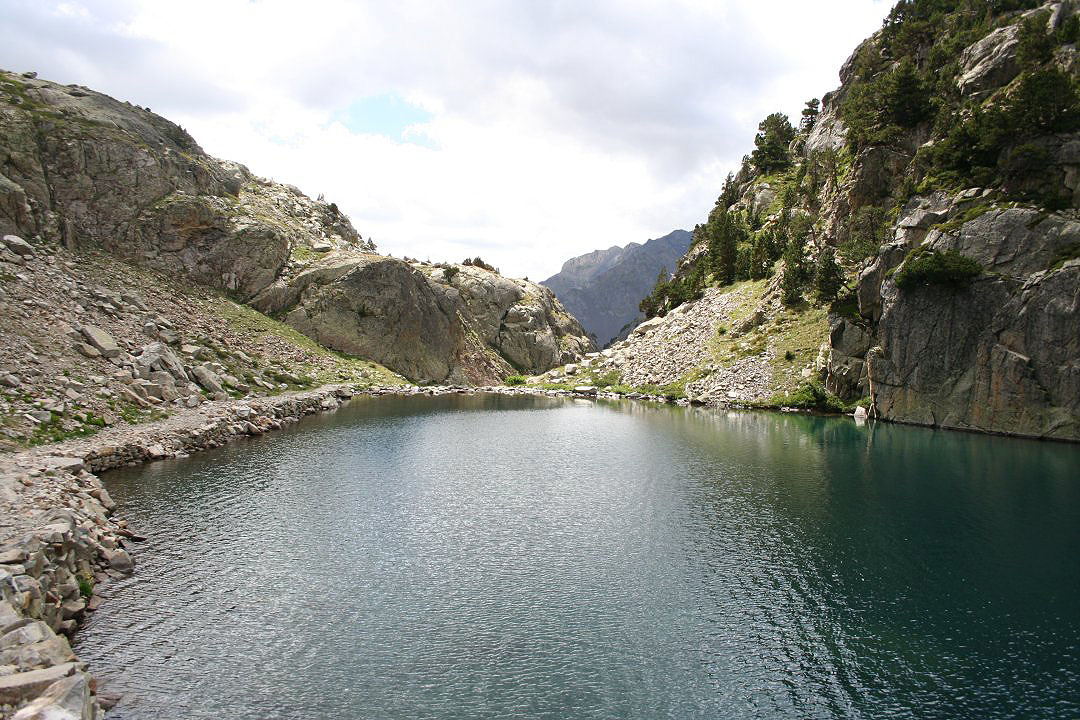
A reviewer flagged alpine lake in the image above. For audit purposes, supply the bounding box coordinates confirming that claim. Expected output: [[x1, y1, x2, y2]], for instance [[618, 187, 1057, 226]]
[[74, 393, 1080, 719]]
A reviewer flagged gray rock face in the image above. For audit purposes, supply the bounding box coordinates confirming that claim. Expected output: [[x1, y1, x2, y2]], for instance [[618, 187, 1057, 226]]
[[541, 230, 692, 347], [272, 257, 463, 383], [830, 204, 1080, 440], [869, 209, 1080, 439], [253, 258, 593, 384], [0, 69, 369, 303], [957, 24, 1021, 98]]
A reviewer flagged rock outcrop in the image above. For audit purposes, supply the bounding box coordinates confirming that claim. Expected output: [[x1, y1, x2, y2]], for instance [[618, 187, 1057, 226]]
[[252, 256, 593, 385], [0, 69, 591, 385], [829, 201, 1080, 439], [814, 0, 1080, 440], [0, 71, 371, 299], [541, 229, 692, 347]]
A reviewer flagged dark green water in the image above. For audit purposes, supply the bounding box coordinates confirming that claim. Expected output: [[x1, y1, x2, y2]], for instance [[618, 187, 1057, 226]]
[[75, 394, 1080, 719]]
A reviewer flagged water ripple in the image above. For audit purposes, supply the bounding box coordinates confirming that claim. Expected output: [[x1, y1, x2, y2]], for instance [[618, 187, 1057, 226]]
[[74, 395, 1080, 719]]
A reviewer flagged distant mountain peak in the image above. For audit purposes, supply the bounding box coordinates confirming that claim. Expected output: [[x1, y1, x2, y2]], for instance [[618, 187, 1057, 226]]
[[542, 230, 691, 347]]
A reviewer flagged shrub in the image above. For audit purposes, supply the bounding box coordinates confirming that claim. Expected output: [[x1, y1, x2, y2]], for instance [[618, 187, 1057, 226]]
[[777, 379, 846, 413], [463, 257, 497, 272], [443, 266, 459, 281], [894, 247, 982, 290], [504, 375, 527, 386]]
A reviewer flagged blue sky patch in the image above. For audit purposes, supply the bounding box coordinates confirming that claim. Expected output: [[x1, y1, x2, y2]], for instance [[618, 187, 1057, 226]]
[[333, 94, 436, 148]]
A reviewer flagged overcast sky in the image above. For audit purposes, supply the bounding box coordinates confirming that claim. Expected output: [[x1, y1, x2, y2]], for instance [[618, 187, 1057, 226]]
[[0, 0, 890, 279]]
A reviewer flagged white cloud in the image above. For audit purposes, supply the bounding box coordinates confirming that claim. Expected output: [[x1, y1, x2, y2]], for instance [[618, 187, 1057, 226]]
[[0, 0, 891, 279]]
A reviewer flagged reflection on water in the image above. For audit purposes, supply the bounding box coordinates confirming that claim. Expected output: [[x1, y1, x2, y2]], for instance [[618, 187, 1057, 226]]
[[75, 394, 1080, 719]]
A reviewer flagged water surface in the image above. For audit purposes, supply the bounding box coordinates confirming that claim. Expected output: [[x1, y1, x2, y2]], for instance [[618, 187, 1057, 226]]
[[76, 394, 1080, 719]]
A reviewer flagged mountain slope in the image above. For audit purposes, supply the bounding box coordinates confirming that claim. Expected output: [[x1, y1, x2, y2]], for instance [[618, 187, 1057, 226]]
[[0, 68, 592, 385], [541, 229, 691, 346], [537, 0, 1080, 441]]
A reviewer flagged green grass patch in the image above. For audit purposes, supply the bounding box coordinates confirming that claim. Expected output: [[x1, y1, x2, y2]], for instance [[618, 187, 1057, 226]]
[[290, 244, 318, 264], [537, 382, 576, 391], [1048, 242, 1080, 272]]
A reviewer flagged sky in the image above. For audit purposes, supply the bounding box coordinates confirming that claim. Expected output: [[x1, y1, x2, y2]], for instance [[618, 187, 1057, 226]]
[[0, 0, 892, 280]]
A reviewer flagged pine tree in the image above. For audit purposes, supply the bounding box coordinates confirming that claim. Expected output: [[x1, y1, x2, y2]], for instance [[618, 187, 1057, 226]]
[[749, 236, 771, 280], [813, 247, 844, 302], [884, 58, 931, 128], [707, 210, 744, 286], [718, 173, 739, 209], [750, 112, 797, 175], [780, 262, 802, 306], [640, 266, 670, 318], [780, 235, 808, 306], [800, 98, 821, 133]]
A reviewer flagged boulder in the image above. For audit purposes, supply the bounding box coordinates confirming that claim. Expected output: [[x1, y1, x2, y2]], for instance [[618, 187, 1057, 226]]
[[103, 548, 134, 574], [79, 326, 121, 359], [11, 672, 92, 720], [191, 364, 225, 395], [0, 663, 78, 707], [73, 344, 99, 360], [1, 234, 35, 256], [135, 342, 187, 381]]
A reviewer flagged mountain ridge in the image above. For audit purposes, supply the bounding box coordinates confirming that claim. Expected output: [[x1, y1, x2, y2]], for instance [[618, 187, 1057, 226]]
[[542, 229, 691, 347]]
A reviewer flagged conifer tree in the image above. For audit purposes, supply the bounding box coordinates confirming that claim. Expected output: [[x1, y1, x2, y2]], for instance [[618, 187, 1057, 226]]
[[800, 98, 821, 133], [749, 236, 771, 280], [751, 113, 796, 174], [813, 247, 844, 302]]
